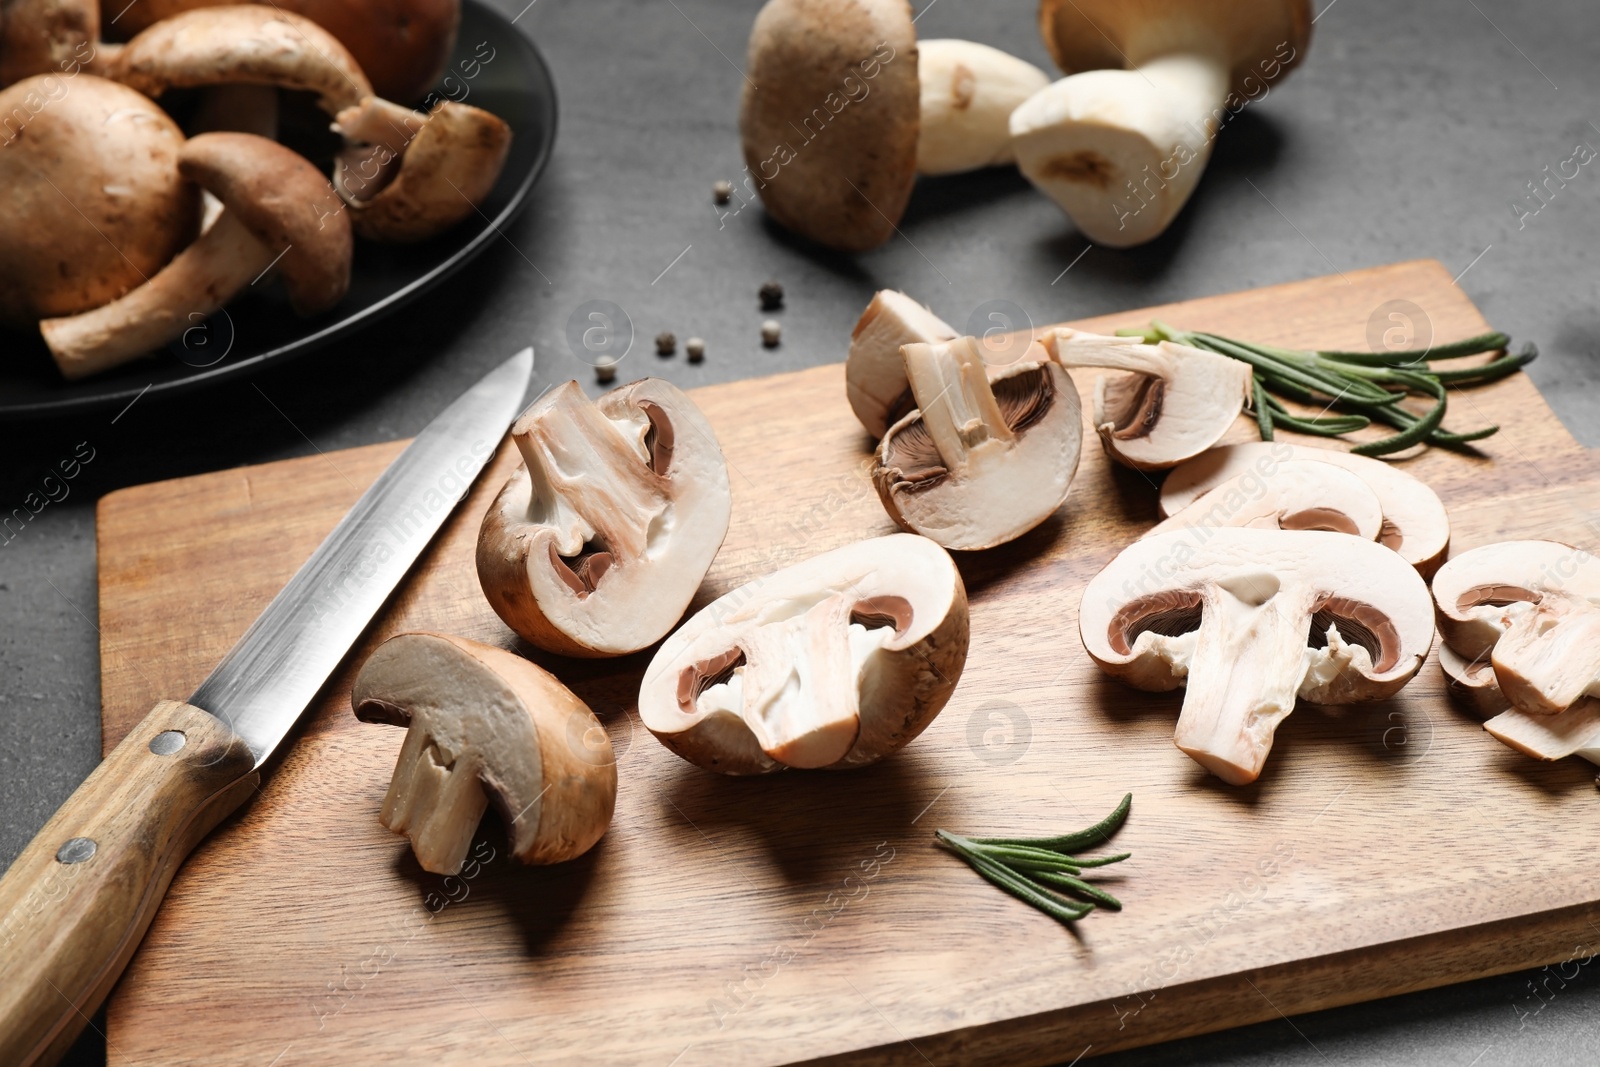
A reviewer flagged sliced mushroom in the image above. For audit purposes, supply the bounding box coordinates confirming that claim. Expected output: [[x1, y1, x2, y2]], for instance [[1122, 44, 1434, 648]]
[[846, 290, 960, 439], [1160, 442, 1453, 577], [1441, 644, 1600, 762], [39, 131, 350, 379], [1041, 327, 1251, 470], [352, 632, 616, 875], [1431, 540, 1600, 715], [1438, 644, 1509, 719], [478, 378, 732, 658], [1015, 0, 1313, 246], [874, 337, 1081, 550], [639, 534, 968, 774], [331, 95, 512, 242], [739, 0, 1047, 251], [0, 74, 197, 330], [1080, 527, 1434, 785], [1147, 459, 1384, 541]]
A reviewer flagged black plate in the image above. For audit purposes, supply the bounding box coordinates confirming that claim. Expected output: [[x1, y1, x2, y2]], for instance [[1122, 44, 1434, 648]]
[[0, 0, 556, 421]]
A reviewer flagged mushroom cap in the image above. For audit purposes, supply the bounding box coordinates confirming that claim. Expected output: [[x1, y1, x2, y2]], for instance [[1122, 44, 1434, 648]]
[[739, 0, 919, 251], [352, 632, 616, 870], [1081, 527, 1435, 699], [1, 0, 101, 87], [178, 132, 353, 315], [0, 75, 198, 327], [875, 358, 1082, 551], [477, 378, 733, 658], [1046, 329, 1251, 471], [332, 98, 512, 243], [1147, 459, 1384, 541], [846, 290, 959, 439], [108, 5, 372, 113], [1037, 0, 1313, 97], [1160, 442, 1453, 577], [105, 0, 460, 103], [639, 534, 968, 775]]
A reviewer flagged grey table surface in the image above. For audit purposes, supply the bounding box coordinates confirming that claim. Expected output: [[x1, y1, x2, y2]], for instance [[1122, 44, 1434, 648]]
[[3, 0, 1598, 1063]]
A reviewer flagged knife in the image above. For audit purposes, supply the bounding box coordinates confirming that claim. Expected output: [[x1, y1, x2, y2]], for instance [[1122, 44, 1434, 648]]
[[0, 349, 534, 1066]]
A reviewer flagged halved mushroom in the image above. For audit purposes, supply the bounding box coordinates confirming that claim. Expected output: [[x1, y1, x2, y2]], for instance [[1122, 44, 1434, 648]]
[[478, 378, 732, 658], [1080, 527, 1435, 785], [1431, 540, 1600, 715], [846, 290, 960, 439], [1014, 0, 1313, 246], [40, 131, 351, 379], [739, 0, 1048, 251], [639, 534, 968, 774], [0, 75, 197, 331], [1042, 327, 1251, 470], [331, 95, 512, 242], [1147, 459, 1384, 541], [1160, 442, 1453, 577], [873, 337, 1081, 551], [352, 632, 616, 875]]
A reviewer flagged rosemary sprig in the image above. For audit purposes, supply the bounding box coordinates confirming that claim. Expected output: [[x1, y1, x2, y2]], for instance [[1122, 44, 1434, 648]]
[[936, 793, 1132, 927], [1113, 321, 1537, 457]]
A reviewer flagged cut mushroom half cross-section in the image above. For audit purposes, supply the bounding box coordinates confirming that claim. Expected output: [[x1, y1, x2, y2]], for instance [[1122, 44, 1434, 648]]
[[639, 534, 969, 775], [1080, 527, 1435, 785], [1042, 327, 1252, 471], [1431, 540, 1600, 716], [846, 290, 961, 439], [478, 378, 733, 658], [873, 336, 1082, 551], [351, 632, 617, 875], [1160, 442, 1453, 578], [1147, 458, 1384, 541]]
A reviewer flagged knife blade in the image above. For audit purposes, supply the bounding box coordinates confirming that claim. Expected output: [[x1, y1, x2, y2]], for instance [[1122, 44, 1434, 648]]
[[0, 348, 534, 1066]]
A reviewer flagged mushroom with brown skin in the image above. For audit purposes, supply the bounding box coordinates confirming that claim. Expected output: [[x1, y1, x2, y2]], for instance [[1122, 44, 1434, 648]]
[[1147, 459, 1384, 541], [478, 378, 732, 658], [0, 74, 197, 331], [639, 534, 968, 774], [39, 131, 351, 379], [873, 336, 1081, 551], [1080, 527, 1435, 785], [1431, 540, 1600, 716], [1042, 327, 1252, 471], [351, 632, 617, 875], [740, 0, 1049, 252], [1013, 0, 1313, 246], [1159, 442, 1454, 577], [107, 5, 510, 242], [106, 0, 461, 104], [0, 0, 114, 86]]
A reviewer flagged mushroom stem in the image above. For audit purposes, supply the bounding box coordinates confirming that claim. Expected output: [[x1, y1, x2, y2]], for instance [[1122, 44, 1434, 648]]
[[380, 725, 492, 876], [902, 337, 1016, 467], [1491, 596, 1600, 714], [1171, 574, 1314, 785], [1010, 46, 1230, 246], [39, 210, 272, 380], [514, 384, 666, 563], [333, 96, 428, 156], [190, 84, 280, 138]]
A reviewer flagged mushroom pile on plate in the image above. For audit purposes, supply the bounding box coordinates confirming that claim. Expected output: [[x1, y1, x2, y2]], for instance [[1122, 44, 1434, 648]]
[[0, 0, 513, 380]]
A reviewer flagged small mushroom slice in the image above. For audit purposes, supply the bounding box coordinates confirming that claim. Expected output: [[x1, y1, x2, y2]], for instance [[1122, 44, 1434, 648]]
[[1431, 540, 1600, 715], [1438, 645, 1510, 719], [106, 5, 372, 113], [874, 337, 1081, 551], [1041, 328, 1251, 470], [639, 534, 968, 774], [1484, 702, 1600, 765], [1147, 459, 1384, 540], [39, 131, 351, 379], [331, 95, 512, 242], [352, 632, 617, 875], [1081, 527, 1434, 785], [847, 290, 960, 439], [1160, 442, 1453, 577], [478, 379, 732, 658]]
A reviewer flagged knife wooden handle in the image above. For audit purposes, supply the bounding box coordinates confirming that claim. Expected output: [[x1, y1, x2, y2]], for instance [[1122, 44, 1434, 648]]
[[0, 700, 259, 1066]]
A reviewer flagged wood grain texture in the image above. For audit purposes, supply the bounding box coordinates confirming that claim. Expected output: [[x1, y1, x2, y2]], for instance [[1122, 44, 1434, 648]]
[[94, 261, 1600, 1066], [0, 702, 257, 1066]]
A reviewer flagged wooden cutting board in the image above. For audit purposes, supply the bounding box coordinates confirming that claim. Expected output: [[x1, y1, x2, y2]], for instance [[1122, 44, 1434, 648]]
[[96, 260, 1600, 1066]]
